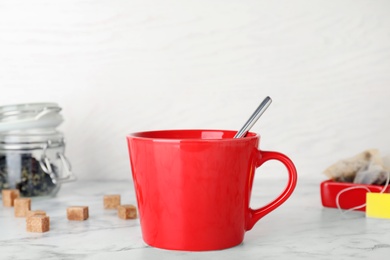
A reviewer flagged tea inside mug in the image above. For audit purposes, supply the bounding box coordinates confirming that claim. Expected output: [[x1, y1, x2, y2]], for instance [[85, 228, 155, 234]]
[[131, 129, 257, 140]]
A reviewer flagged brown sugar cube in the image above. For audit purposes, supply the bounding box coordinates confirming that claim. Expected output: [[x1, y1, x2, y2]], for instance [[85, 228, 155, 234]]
[[67, 206, 89, 221], [2, 189, 20, 207], [14, 198, 31, 217], [118, 204, 137, 220], [104, 194, 121, 209], [26, 210, 46, 218], [26, 215, 50, 233]]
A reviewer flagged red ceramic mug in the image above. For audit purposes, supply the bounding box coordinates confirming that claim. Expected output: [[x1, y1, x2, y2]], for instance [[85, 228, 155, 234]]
[[127, 129, 297, 251]]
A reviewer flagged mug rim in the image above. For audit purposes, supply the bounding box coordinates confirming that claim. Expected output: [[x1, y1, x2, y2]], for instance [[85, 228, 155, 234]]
[[127, 129, 259, 142]]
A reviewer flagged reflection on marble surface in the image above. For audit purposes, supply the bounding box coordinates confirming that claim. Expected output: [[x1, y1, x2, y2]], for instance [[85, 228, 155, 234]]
[[1, 177, 390, 259]]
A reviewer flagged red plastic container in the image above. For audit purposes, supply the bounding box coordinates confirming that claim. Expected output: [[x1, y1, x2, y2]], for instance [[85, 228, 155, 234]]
[[320, 180, 390, 211]]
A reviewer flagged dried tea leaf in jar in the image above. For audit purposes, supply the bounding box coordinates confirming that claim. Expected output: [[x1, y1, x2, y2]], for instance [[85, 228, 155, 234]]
[[16, 155, 57, 196]]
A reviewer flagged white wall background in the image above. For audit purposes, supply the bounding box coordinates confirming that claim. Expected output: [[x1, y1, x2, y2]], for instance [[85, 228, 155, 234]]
[[1, 0, 390, 181]]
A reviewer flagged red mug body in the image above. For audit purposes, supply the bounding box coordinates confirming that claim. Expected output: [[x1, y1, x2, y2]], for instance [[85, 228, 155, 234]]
[[127, 129, 297, 251]]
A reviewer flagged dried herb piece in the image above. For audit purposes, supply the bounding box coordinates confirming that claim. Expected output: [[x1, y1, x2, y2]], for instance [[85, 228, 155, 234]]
[[0, 154, 56, 196]]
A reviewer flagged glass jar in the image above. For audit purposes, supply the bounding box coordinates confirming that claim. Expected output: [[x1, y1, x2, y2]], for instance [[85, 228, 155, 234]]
[[0, 103, 75, 197]]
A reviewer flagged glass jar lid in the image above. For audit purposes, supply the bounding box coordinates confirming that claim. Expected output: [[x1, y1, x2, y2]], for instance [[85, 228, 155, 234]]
[[0, 129, 65, 150], [0, 102, 63, 132]]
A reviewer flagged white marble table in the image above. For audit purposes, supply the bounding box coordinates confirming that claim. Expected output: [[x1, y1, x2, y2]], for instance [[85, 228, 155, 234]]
[[1, 177, 389, 260]]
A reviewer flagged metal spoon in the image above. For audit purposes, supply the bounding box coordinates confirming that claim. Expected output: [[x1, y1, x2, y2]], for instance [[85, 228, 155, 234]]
[[234, 96, 272, 138]]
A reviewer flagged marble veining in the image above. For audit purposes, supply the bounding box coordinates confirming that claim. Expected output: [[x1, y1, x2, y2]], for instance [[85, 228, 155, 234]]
[[1, 177, 390, 259]]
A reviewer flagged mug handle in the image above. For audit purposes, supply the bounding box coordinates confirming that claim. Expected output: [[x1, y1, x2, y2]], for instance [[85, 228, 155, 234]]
[[246, 150, 298, 231]]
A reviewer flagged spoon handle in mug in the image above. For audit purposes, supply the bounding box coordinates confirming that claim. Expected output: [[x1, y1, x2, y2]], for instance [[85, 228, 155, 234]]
[[234, 96, 272, 138]]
